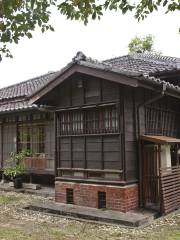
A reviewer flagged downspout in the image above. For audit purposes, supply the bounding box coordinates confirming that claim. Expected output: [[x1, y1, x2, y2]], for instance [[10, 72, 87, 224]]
[[137, 82, 167, 207]]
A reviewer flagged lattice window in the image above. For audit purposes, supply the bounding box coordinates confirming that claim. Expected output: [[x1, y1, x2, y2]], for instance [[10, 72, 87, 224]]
[[145, 106, 179, 137], [58, 106, 119, 136], [18, 124, 45, 156]]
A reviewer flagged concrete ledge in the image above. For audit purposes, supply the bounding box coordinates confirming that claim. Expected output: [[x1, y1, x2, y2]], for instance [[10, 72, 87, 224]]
[[22, 183, 41, 190], [25, 202, 158, 227]]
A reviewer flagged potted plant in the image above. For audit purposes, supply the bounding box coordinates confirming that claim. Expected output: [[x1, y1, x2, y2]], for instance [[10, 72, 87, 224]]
[[4, 151, 27, 189]]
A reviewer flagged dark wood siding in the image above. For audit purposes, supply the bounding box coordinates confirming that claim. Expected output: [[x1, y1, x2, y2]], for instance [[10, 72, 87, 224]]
[[52, 75, 125, 182], [123, 86, 138, 182], [3, 124, 17, 163], [39, 73, 121, 108], [0, 113, 55, 174], [58, 135, 122, 170], [45, 122, 55, 170], [0, 126, 2, 168]]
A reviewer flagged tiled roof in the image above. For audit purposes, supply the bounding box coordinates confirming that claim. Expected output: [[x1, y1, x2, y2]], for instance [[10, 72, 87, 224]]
[[103, 53, 180, 75], [0, 71, 59, 113], [0, 99, 36, 113], [1, 52, 180, 113], [0, 71, 58, 101]]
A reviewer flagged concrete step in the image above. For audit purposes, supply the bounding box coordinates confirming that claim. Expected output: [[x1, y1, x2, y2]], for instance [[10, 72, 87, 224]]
[[25, 202, 159, 227]]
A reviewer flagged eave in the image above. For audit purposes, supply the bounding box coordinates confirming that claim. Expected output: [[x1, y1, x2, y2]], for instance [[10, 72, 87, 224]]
[[29, 62, 140, 105]]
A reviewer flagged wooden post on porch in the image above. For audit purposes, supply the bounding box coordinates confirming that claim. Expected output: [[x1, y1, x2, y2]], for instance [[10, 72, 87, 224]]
[[139, 139, 144, 208], [158, 144, 164, 215]]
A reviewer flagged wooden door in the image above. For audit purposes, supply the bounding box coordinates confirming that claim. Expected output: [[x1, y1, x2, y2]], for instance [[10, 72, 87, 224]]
[[142, 145, 160, 210]]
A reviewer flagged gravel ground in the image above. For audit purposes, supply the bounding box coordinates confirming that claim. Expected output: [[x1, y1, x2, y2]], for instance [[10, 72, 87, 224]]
[[0, 191, 179, 240]]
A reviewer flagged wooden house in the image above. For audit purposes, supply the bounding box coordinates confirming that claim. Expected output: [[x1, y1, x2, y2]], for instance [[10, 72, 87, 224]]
[[1, 52, 180, 214]]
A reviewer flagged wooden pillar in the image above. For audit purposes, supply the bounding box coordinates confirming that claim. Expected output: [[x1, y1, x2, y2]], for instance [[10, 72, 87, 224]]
[[139, 139, 144, 207], [158, 144, 164, 215], [54, 112, 58, 177], [15, 115, 18, 153], [101, 136, 104, 170], [1, 123, 3, 168]]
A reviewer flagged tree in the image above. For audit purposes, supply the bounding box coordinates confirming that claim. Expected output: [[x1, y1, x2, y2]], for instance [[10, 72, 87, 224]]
[[128, 35, 158, 54], [0, 0, 178, 60], [0, 0, 55, 60]]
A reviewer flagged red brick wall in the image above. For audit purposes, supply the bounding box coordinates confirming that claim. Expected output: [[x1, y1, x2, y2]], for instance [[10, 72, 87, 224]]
[[55, 181, 138, 212]]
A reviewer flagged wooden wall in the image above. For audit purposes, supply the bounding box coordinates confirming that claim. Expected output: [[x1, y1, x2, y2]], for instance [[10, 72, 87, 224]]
[[39, 73, 120, 107], [45, 122, 55, 170], [0, 126, 2, 168], [41, 74, 126, 182], [0, 112, 55, 173], [35, 73, 180, 184], [123, 86, 147, 182], [59, 135, 122, 170], [3, 124, 17, 164]]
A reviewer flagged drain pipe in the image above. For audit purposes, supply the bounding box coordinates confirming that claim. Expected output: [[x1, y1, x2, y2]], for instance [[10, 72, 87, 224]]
[[137, 82, 167, 207]]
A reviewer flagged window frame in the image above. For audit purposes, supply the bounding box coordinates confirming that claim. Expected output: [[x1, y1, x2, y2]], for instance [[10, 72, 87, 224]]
[[58, 105, 120, 136], [17, 123, 45, 157]]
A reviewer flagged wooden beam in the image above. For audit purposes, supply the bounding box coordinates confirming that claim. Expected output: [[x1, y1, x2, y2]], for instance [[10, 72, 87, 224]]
[[54, 112, 58, 177]]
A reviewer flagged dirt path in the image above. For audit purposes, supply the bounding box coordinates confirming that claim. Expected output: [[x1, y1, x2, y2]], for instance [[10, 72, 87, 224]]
[[0, 191, 179, 240]]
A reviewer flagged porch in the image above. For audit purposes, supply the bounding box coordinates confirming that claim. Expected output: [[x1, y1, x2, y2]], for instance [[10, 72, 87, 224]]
[[140, 135, 180, 215]]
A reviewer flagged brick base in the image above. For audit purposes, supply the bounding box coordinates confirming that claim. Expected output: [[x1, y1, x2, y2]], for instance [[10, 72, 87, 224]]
[[55, 181, 138, 212]]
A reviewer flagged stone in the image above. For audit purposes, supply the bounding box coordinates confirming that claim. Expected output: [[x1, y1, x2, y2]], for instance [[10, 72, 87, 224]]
[[22, 183, 41, 190]]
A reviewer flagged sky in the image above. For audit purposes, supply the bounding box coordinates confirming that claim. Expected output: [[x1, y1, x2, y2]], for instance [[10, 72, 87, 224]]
[[0, 8, 180, 88]]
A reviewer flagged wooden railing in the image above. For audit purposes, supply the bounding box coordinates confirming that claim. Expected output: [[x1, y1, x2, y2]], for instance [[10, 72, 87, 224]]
[[160, 166, 180, 214]]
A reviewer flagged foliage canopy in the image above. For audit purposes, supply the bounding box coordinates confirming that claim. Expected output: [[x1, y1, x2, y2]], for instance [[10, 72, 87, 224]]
[[128, 35, 154, 53], [0, 0, 178, 59]]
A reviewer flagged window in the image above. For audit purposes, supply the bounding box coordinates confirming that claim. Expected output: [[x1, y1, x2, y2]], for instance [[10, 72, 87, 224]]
[[18, 124, 45, 156], [145, 106, 179, 137], [58, 106, 119, 136], [98, 191, 106, 209], [66, 188, 74, 204], [59, 111, 83, 135]]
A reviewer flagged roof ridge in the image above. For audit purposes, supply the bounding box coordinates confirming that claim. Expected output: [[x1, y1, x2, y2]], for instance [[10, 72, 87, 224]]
[[104, 53, 180, 66], [103, 55, 129, 63], [130, 53, 180, 65]]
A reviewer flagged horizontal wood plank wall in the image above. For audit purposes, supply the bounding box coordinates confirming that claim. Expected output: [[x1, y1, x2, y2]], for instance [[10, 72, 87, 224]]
[[0, 125, 2, 168], [41, 74, 120, 108], [53, 76, 125, 182], [59, 135, 122, 170], [160, 166, 180, 214], [124, 87, 140, 182]]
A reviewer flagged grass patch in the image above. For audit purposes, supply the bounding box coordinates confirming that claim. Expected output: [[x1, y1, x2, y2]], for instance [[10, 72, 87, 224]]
[[47, 228, 67, 240], [0, 195, 20, 205], [166, 231, 180, 240], [0, 228, 29, 240]]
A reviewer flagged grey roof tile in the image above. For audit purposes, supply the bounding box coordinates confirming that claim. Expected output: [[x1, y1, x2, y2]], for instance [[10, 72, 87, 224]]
[[0, 71, 58, 101], [0, 99, 37, 113], [1, 52, 180, 113], [103, 53, 180, 75], [0, 71, 59, 113]]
